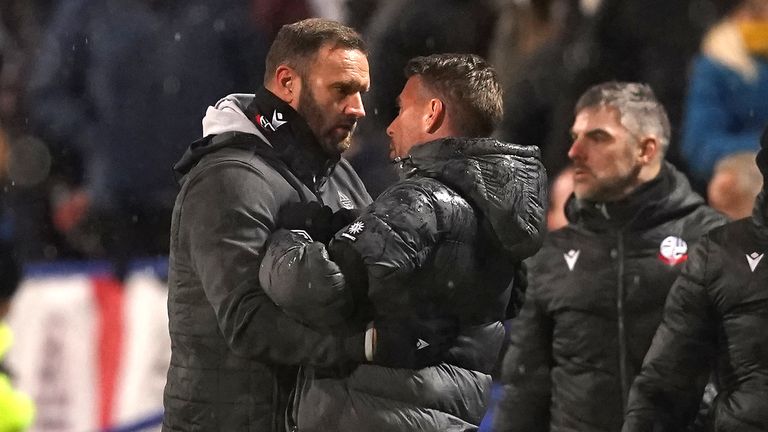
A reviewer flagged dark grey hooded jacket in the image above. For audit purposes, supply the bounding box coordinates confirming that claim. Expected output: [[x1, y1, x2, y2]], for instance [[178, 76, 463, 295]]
[[272, 137, 547, 431], [162, 90, 372, 432]]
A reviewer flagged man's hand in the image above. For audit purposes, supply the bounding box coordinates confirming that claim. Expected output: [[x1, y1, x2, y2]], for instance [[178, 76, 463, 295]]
[[278, 201, 334, 243], [259, 229, 351, 327], [278, 202, 362, 244], [370, 317, 458, 369]]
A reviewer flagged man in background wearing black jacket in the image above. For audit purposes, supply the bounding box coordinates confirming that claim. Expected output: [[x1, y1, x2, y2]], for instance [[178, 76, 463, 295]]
[[493, 82, 726, 432], [623, 127, 768, 432]]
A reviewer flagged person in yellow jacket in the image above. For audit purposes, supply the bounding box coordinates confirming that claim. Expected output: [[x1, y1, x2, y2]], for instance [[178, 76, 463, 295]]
[[0, 241, 33, 432], [0, 323, 34, 432]]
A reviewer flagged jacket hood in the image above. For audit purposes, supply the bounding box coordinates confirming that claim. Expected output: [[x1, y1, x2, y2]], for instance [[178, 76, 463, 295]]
[[565, 162, 708, 232], [401, 137, 547, 260], [174, 94, 269, 177]]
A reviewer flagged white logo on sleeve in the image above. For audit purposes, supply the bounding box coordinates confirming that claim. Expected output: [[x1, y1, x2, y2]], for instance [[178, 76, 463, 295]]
[[747, 252, 764, 272], [416, 338, 430, 350], [347, 221, 365, 235], [564, 249, 580, 271], [340, 221, 365, 241]]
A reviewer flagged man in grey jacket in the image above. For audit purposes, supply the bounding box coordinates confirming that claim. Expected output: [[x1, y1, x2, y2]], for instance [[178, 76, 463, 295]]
[[162, 18, 449, 432]]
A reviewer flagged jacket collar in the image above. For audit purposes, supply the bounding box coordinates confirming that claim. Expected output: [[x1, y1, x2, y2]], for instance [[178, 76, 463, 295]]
[[566, 162, 705, 233], [243, 88, 339, 191]]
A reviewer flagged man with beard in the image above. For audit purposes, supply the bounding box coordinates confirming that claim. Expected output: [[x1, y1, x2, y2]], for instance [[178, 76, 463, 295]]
[[492, 82, 727, 432], [258, 53, 547, 431], [163, 19, 451, 432]]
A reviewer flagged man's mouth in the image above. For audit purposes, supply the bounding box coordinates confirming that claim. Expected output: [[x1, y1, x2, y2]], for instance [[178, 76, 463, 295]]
[[333, 121, 356, 133], [573, 166, 589, 177]]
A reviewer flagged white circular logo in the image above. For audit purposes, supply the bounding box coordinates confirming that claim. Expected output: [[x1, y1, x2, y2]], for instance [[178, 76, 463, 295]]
[[659, 236, 688, 262]]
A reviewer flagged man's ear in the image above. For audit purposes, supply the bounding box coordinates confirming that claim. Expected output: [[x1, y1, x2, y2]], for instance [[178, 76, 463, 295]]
[[638, 137, 660, 164], [272, 65, 299, 105], [425, 98, 446, 134]]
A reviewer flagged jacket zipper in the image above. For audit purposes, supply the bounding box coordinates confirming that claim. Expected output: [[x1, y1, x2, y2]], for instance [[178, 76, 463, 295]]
[[616, 232, 629, 411]]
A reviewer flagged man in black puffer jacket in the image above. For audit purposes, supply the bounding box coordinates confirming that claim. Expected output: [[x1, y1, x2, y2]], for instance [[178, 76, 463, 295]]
[[492, 82, 727, 432], [259, 53, 547, 431], [622, 128, 768, 432]]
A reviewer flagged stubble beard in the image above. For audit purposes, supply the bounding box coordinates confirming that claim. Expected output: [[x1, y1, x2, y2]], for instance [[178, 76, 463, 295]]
[[575, 163, 643, 202], [297, 84, 354, 156]]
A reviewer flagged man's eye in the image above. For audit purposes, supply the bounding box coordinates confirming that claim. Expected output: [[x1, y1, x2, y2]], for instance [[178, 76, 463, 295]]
[[335, 85, 352, 95]]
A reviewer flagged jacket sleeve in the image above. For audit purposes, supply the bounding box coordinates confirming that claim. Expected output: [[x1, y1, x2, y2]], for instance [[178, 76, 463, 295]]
[[492, 275, 553, 432], [623, 239, 716, 432], [258, 229, 352, 328], [181, 162, 364, 366], [330, 182, 440, 288]]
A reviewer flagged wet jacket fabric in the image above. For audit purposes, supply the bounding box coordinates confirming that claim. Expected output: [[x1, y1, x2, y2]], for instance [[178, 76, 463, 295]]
[[162, 89, 372, 432], [623, 192, 768, 432], [285, 137, 547, 431], [493, 163, 726, 432]]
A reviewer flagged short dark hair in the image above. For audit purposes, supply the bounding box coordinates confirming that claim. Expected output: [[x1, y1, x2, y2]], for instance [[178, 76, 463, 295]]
[[264, 18, 367, 83], [575, 81, 671, 154], [405, 53, 503, 137]]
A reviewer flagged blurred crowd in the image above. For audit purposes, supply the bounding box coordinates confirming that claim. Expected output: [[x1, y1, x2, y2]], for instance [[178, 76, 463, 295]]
[[0, 0, 763, 267]]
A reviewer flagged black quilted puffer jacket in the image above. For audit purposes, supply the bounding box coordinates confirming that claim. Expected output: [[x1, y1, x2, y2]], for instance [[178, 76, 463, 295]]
[[623, 192, 768, 432], [493, 163, 726, 432], [278, 137, 547, 432]]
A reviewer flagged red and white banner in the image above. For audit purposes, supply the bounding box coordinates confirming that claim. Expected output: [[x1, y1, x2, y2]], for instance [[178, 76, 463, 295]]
[[5, 264, 170, 432]]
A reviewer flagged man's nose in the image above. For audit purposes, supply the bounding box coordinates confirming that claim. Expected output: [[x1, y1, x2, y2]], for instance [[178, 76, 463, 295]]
[[567, 138, 583, 161], [345, 93, 366, 118], [386, 119, 396, 137]]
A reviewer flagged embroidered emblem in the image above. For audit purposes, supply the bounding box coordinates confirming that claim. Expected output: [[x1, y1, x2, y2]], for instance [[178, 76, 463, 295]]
[[564, 249, 580, 271], [416, 338, 430, 350], [255, 110, 287, 132], [340, 221, 365, 242], [658, 236, 688, 266], [347, 221, 365, 235], [338, 191, 354, 210], [747, 252, 764, 272]]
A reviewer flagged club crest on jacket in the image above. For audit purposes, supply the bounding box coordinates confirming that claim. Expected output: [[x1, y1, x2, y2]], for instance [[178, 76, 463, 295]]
[[658, 236, 688, 266]]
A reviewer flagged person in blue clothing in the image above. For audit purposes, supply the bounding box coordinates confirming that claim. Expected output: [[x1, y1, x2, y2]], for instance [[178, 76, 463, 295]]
[[681, 0, 768, 187]]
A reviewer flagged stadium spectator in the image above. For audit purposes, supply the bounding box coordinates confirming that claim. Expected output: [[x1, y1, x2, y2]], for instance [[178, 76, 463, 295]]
[[708, 151, 762, 219], [681, 0, 768, 187]]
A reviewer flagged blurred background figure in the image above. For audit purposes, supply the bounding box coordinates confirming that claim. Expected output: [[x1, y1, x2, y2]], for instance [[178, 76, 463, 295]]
[[681, 0, 768, 191], [546, 165, 574, 231], [707, 151, 763, 219], [0, 241, 34, 432], [23, 0, 268, 272], [496, 0, 730, 183]]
